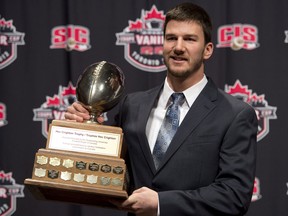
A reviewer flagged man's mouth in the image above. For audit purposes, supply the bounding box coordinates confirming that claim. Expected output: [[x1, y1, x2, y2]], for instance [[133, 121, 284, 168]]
[[170, 56, 187, 62]]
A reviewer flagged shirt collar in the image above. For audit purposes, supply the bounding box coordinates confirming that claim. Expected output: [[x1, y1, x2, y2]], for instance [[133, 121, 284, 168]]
[[160, 75, 208, 108]]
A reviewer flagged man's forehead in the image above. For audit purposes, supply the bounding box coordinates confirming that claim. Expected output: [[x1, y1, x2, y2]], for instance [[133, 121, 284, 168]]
[[165, 20, 203, 35]]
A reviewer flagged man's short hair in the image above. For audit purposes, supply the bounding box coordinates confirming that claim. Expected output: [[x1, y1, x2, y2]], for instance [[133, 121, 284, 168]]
[[163, 2, 212, 44]]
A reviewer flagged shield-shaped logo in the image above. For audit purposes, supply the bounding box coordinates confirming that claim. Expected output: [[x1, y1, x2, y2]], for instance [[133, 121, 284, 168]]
[[225, 80, 277, 141], [0, 16, 25, 70], [0, 171, 24, 215], [116, 5, 166, 72]]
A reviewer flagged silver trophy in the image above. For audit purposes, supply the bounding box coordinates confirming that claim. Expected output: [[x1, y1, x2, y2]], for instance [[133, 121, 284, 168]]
[[76, 61, 125, 123], [25, 61, 128, 206]]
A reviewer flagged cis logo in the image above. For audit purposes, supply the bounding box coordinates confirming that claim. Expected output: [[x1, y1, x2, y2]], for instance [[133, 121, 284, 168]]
[[0, 103, 7, 127], [50, 25, 91, 51], [217, 24, 260, 50], [252, 177, 262, 202]]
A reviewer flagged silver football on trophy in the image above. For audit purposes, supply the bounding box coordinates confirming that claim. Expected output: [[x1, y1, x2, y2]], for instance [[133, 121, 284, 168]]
[[76, 61, 125, 123]]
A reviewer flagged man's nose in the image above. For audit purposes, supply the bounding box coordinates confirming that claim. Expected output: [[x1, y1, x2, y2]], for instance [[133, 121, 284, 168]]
[[174, 39, 185, 53]]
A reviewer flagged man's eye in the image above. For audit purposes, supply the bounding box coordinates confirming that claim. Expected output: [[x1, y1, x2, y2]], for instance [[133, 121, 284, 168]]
[[185, 37, 196, 41], [166, 37, 176, 41]]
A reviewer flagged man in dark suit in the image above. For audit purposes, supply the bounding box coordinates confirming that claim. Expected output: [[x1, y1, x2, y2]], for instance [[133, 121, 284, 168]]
[[65, 2, 257, 216]]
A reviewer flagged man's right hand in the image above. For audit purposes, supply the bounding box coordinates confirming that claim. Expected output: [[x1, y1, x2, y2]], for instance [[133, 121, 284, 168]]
[[65, 102, 105, 124], [64, 102, 91, 122]]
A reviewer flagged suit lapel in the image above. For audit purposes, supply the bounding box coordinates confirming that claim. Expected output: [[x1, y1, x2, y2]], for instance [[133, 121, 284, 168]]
[[136, 85, 163, 174], [157, 79, 218, 171]]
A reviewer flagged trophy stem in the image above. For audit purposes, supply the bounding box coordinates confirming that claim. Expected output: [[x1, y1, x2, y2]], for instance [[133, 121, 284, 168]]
[[84, 112, 100, 124]]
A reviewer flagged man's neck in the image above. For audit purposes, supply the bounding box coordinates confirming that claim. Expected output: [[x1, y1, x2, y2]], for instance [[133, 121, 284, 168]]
[[167, 72, 205, 92]]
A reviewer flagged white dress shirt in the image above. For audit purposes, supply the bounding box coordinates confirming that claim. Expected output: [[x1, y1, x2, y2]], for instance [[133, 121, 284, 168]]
[[146, 75, 208, 152]]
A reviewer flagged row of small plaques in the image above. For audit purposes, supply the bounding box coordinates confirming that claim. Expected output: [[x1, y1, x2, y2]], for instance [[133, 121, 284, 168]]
[[34, 168, 123, 186], [36, 155, 124, 174]]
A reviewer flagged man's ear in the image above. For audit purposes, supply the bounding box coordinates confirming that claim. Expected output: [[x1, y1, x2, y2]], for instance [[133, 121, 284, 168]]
[[203, 42, 214, 60]]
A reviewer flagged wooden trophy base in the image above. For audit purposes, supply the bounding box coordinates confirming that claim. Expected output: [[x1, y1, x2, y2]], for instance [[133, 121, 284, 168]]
[[25, 120, 128, 209], [24, 179, 127, 208]]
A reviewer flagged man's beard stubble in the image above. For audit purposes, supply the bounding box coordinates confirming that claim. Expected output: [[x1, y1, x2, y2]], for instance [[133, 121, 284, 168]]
[[165, 56, 204, 80]]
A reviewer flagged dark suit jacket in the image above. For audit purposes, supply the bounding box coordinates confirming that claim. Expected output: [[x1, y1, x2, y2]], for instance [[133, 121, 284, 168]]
[[115, 78, 257, 216]]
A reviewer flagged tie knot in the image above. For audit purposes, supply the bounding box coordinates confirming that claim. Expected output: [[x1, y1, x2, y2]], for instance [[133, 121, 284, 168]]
[[170, 93, 185, 106]]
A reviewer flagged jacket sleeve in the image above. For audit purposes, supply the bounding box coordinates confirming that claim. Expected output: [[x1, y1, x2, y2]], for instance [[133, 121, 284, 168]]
[[158, 105, 258, 216]]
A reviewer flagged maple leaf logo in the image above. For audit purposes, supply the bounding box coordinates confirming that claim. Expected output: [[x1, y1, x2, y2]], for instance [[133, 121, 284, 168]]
[[225, 80, 277, 141]]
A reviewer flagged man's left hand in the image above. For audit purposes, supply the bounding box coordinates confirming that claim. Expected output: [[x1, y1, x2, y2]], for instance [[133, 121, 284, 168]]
[[111, 187, 158, 216]]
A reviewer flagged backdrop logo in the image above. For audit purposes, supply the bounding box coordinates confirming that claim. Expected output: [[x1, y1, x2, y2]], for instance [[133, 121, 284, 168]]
[[50, 25, 91, 51], [0, 171, 24, 216], [284, 30, 288, 43], [0, 103, 7, 127], [0, 16, 25, 70], [217, 24, 259, 50], [252, 177, 262, 202], [116, 5, 166, 72], [225, 80, 277, 141], [33, 82, 76, 138]]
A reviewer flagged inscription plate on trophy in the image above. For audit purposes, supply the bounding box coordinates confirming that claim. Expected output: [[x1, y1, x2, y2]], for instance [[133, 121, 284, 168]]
[[48, 125, 121, 157]]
